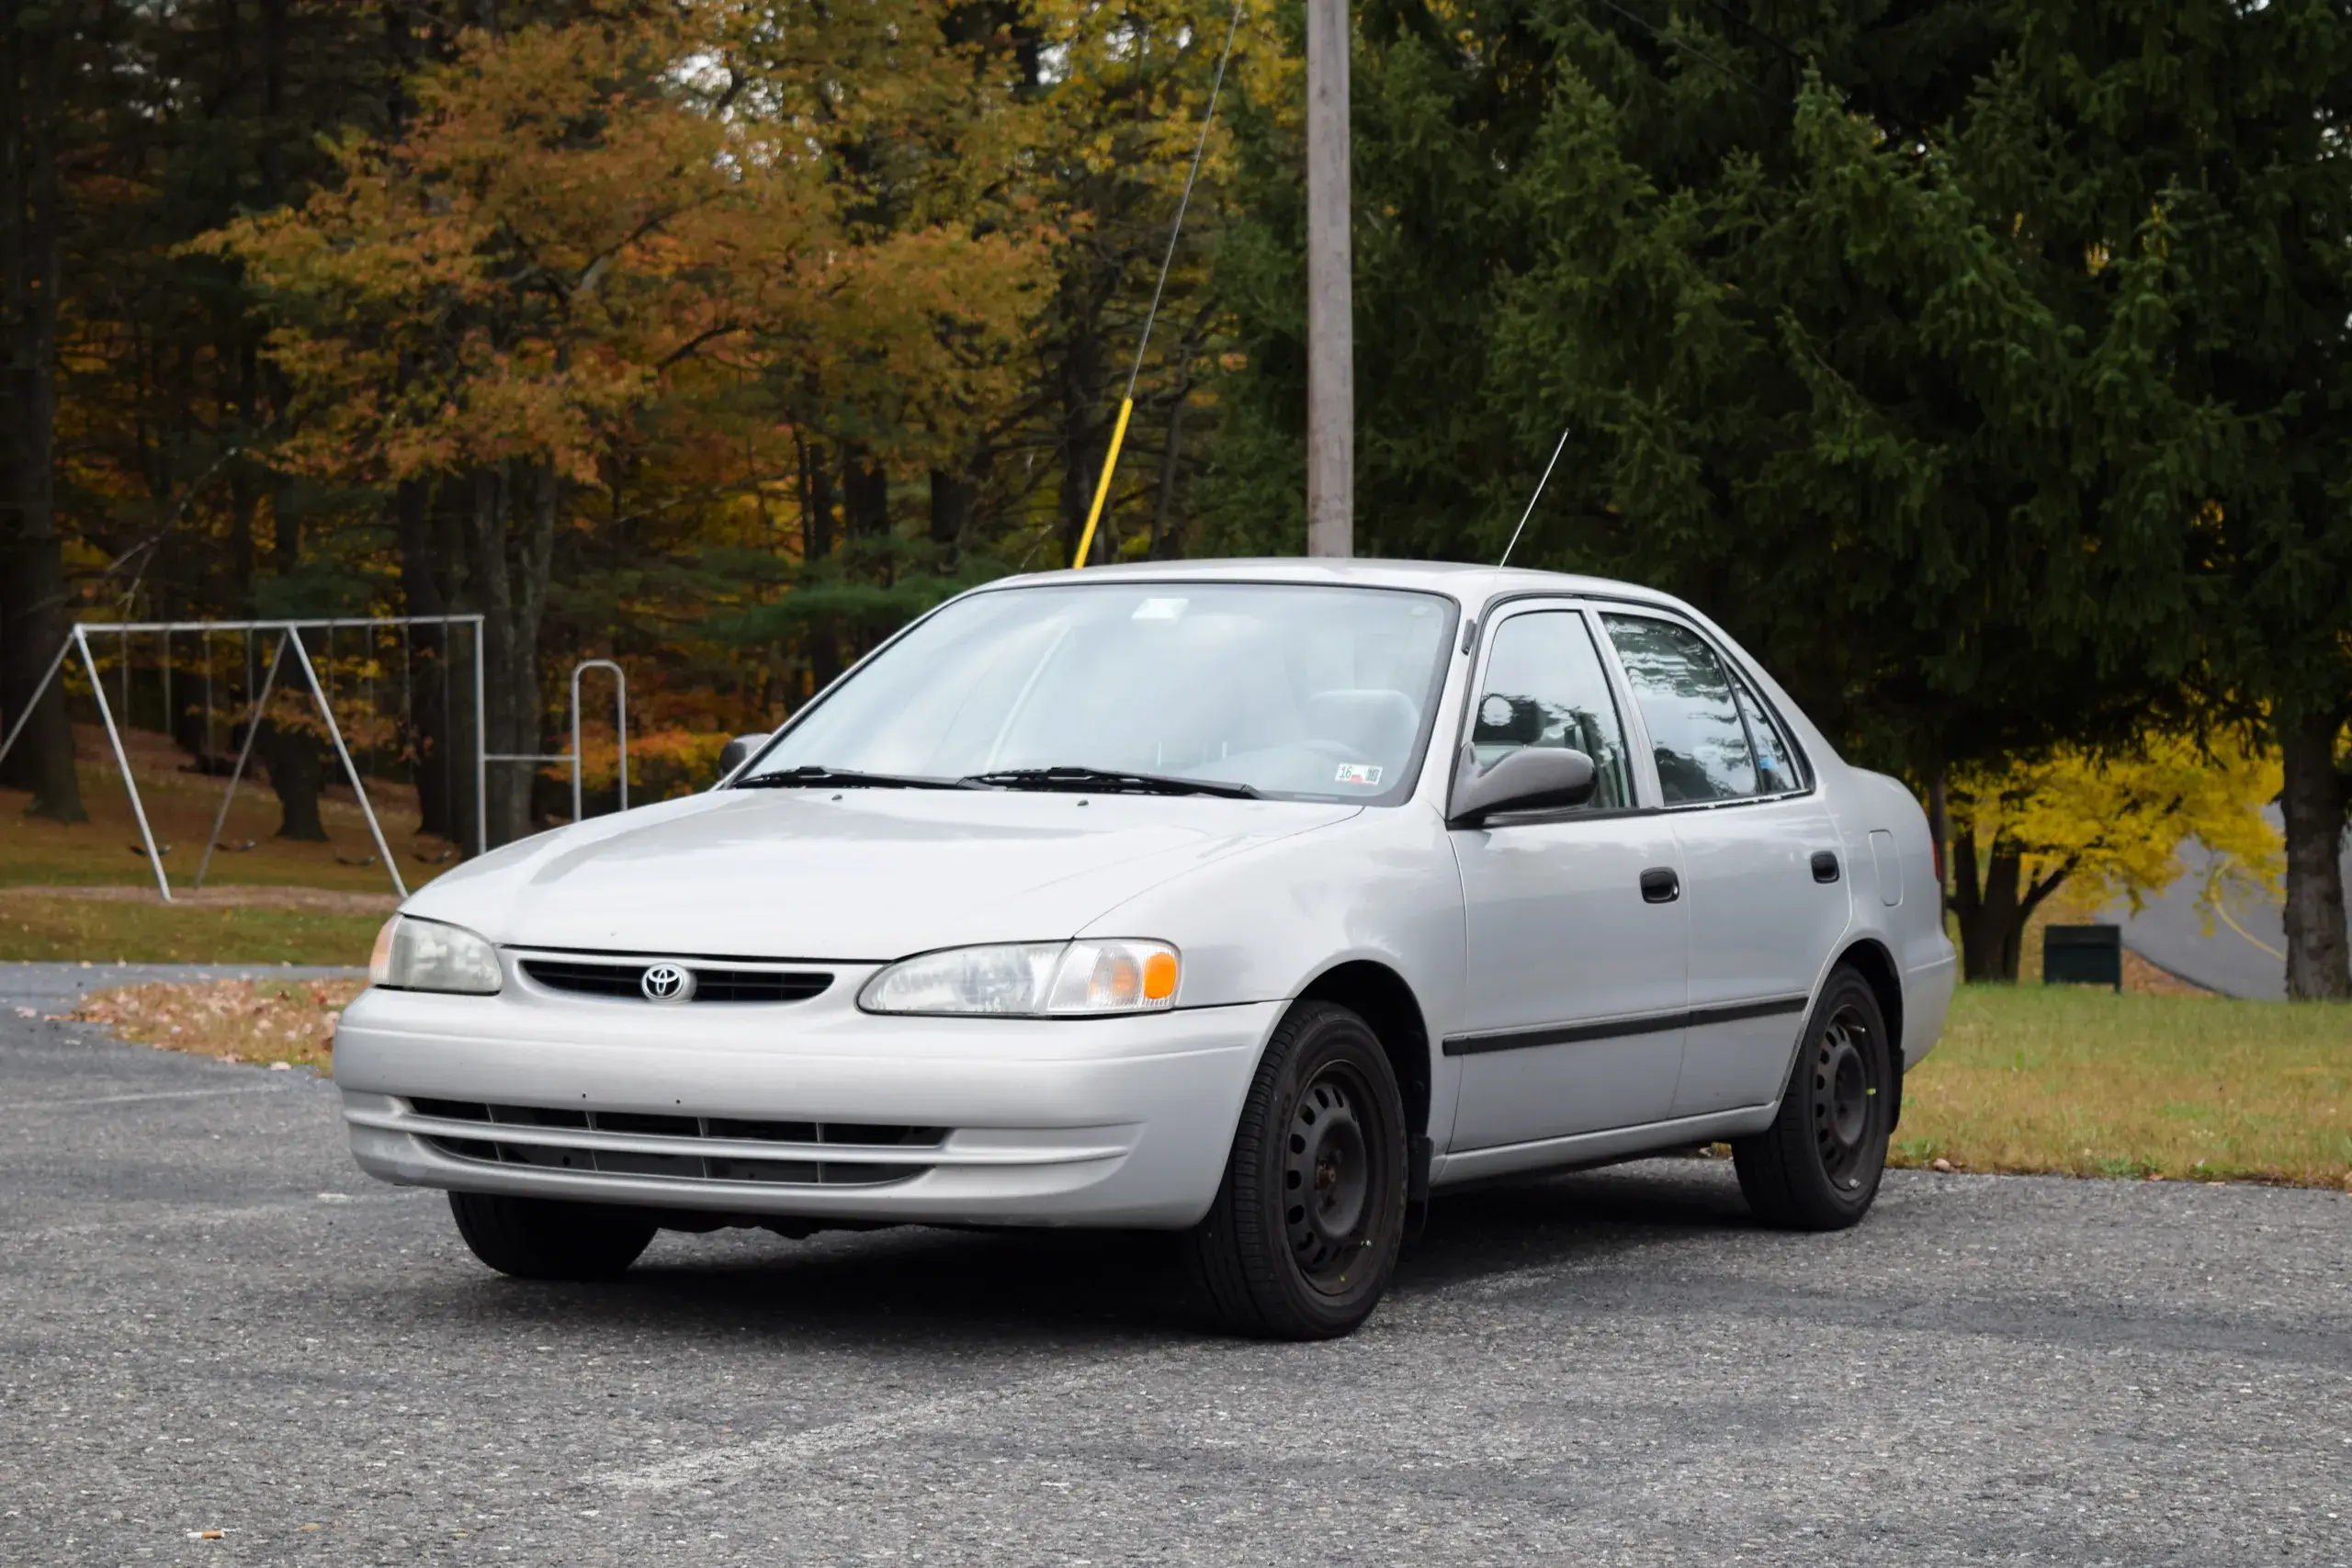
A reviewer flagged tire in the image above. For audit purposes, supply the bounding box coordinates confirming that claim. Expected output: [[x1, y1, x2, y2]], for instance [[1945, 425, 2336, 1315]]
[[1732, 966, 1894, 1230], [1183, 1000, 1408, 1339], [448, 1191, 658, 1281]]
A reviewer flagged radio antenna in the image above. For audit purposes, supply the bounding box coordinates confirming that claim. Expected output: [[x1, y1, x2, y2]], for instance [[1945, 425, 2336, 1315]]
[[1498, 427, 1571, 570]]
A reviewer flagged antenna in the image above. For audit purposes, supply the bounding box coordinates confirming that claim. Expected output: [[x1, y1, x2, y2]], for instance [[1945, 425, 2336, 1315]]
[[1498, 427, 1571, 569]]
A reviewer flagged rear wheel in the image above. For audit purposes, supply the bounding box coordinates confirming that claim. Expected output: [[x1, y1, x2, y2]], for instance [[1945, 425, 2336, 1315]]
[[1183, 1001, 1407, 1339], [448, 1191, 658, 1280], [1732, 967, 1893, 1230]]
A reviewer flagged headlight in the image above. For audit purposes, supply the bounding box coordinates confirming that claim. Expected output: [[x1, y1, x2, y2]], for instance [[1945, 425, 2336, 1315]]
[[859, 940, 1180, 1017], [368, 914, 503, 995]]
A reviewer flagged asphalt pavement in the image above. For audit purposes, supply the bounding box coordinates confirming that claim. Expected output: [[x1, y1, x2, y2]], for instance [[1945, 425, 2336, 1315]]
[[3, 975, 2347, 1567], [2103, 819, 2352, 999]]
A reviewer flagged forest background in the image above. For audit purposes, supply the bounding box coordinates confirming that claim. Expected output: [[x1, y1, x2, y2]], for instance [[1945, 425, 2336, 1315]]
[[3, 0, 2349, 998]]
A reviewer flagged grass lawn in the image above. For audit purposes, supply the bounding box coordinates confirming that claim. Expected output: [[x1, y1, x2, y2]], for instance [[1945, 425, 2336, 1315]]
[[0, 896, 383, 964], [2, 728, 445, 964], [1891, 984, 2352, 1189], [2, 730, 455, 894]]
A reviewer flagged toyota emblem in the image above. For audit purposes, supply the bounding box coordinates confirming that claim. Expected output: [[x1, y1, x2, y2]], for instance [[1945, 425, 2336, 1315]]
[[639, 963, 694, 1003]]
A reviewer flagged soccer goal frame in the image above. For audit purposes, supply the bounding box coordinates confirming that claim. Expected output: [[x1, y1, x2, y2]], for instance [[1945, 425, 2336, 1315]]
[[0, 615, 488, 904]]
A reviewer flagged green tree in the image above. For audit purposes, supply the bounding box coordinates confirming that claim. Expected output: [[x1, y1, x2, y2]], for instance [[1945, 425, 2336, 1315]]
[[1974, 0, 2352, 999], [1208, 0, 2352, 993]]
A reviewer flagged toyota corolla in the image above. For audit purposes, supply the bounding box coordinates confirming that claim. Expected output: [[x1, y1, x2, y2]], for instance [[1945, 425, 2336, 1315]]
[[336, 559, 1956, 1338]]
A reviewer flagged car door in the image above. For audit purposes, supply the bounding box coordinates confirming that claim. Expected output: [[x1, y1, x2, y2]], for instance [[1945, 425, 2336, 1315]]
[[1597, 612, 1851, 1118], [1445, 604, 1690, 1150]]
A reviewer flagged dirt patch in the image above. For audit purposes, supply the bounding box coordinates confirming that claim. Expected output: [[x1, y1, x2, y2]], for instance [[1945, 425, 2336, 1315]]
[[0, 883, 398, 915]]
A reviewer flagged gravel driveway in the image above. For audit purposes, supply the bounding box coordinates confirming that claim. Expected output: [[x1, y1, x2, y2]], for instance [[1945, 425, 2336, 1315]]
[[3, 971, 2346, 1567]]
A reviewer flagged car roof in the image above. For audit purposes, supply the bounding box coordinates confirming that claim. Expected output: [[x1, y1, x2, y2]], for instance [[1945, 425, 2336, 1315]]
[[985, 557, 1687, 614]]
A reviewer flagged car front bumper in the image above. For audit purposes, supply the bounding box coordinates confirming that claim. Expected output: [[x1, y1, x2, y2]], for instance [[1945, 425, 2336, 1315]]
[[334, 981, 1279, 1229]]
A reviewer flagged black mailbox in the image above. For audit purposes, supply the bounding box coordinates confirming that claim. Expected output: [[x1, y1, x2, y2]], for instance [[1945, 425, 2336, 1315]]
[[2043, 924, 2122, 992]]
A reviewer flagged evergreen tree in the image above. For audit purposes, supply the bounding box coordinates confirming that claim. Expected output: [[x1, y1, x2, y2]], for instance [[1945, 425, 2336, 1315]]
[[1208, 0, 2352, 991]]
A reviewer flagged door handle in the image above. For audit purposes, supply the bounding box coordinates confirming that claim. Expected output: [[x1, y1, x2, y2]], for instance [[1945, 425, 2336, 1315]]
[[1639, 866, 1680, 903], [1811, 850, 1840, 884]]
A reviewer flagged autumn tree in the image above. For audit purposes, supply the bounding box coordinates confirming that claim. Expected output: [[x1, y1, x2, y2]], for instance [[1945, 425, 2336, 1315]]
[[1946, 734, 2282, 982], [209, 5, 1043, 844]]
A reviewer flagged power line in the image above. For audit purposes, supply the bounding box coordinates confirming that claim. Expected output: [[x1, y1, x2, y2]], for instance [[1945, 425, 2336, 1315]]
[[1587, 0, 1782, 104], [1072, 0, 1249, 570]]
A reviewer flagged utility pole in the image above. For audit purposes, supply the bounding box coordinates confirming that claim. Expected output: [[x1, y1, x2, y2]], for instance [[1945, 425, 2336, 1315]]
[[1304, 0, 1351, 557]]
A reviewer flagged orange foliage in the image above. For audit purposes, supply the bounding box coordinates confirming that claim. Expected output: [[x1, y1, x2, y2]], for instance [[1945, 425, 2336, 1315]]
[[203, 4, 1050, 489]]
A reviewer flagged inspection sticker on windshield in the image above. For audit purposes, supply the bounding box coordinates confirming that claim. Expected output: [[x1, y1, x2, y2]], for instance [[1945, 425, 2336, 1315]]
[[1334, 763, 1384, 786], [1131, 596, 1189, 621]]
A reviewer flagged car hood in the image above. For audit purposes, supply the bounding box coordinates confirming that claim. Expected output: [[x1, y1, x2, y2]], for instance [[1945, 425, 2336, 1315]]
[[401, 788, 1362, 959]]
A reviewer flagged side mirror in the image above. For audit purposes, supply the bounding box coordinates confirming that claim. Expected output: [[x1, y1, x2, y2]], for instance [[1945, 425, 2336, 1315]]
[[717, 732, 773, 779], [1448, 741, 1597, 828]]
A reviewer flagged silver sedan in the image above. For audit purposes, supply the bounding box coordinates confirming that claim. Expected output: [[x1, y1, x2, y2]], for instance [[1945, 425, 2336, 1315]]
[[337, 558, 1956, 1338]]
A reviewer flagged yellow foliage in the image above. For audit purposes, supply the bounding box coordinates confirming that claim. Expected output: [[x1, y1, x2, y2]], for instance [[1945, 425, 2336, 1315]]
[[1947, 732, 2282, 918]]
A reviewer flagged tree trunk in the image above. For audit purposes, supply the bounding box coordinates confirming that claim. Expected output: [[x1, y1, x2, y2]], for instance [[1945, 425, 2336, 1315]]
[[464, 464, 535, 850], [1149, 389, 1191, 559], [800, 438, 838, 698], [1927, 766, 1950, 909], [928, 464, 976, 558], [458, 459, 558, 850], [0, 7, 85, 820], [1947, 828, 2071, 983], [1949, 829, 2025, 981], [842, 446, 888, 540], [2278, 713, 2351, 1001], [394, 476, 458, 842], [259, 672, 328, 841], [1056, 270, 1112, 568]]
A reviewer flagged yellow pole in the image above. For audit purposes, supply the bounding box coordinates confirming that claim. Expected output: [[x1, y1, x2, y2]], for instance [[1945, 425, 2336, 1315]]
[[1070, 396, 1135, 569]]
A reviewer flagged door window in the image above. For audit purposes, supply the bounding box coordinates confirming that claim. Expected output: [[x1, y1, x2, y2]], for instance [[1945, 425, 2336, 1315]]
[[1600, 614, 1756, 804], [1733, 678, 1804, 794], [1470, 611, 1634, 810]]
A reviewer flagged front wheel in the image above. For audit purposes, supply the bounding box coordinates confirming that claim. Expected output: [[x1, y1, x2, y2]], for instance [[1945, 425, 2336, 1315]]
[[1183, 1001, 1408, 1339], [1732, 967, 1893, 1230], [448, 1191, 658, 1280]]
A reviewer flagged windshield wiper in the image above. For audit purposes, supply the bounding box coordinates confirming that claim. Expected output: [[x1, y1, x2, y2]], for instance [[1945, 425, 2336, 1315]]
[[735, 764, 978, 791], [959, 766, 1261, 800]]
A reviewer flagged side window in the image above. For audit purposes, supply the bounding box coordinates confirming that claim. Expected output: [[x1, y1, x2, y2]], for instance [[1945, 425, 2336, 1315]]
[[1600, 614, 1757, 804], [1733, 678, 1804, 794], [1470, 611, 1634, 810]]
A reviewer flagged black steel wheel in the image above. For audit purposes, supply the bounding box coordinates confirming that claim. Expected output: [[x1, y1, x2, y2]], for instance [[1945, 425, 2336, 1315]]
[[448, 1191, 659, 1280], [1283, 1062, 1379, 1289], [1811, 1004, 1879, 1193], [1184, 1000, 1407, 1338], [1732, 967, 1892, 1230]]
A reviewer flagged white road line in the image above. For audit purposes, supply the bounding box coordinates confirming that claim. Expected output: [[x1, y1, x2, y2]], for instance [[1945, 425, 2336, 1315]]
[[2, 1084, 309, 1111], [594, 1347, 1182, 1494]]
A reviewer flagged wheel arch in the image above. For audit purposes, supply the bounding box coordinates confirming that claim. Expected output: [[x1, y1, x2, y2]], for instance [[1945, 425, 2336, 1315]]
[[1295, 959, 1431, 1145], [1833, 936, 1906, 1129]]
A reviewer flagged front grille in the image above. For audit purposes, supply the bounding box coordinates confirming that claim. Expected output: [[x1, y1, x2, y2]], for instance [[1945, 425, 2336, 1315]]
[[407, 1099, 940, 1188], [519, 958, 831, 1004]]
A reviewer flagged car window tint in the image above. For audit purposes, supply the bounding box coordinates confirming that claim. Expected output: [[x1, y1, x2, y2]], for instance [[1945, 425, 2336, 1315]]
[[1734, 678, 1802, 794], [1470, 611, 1634, 810], [1600, 614, 1757, 803]]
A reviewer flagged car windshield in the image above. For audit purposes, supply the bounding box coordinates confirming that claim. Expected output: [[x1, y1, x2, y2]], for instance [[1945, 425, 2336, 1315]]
[[742, 581, 1458, 804]]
